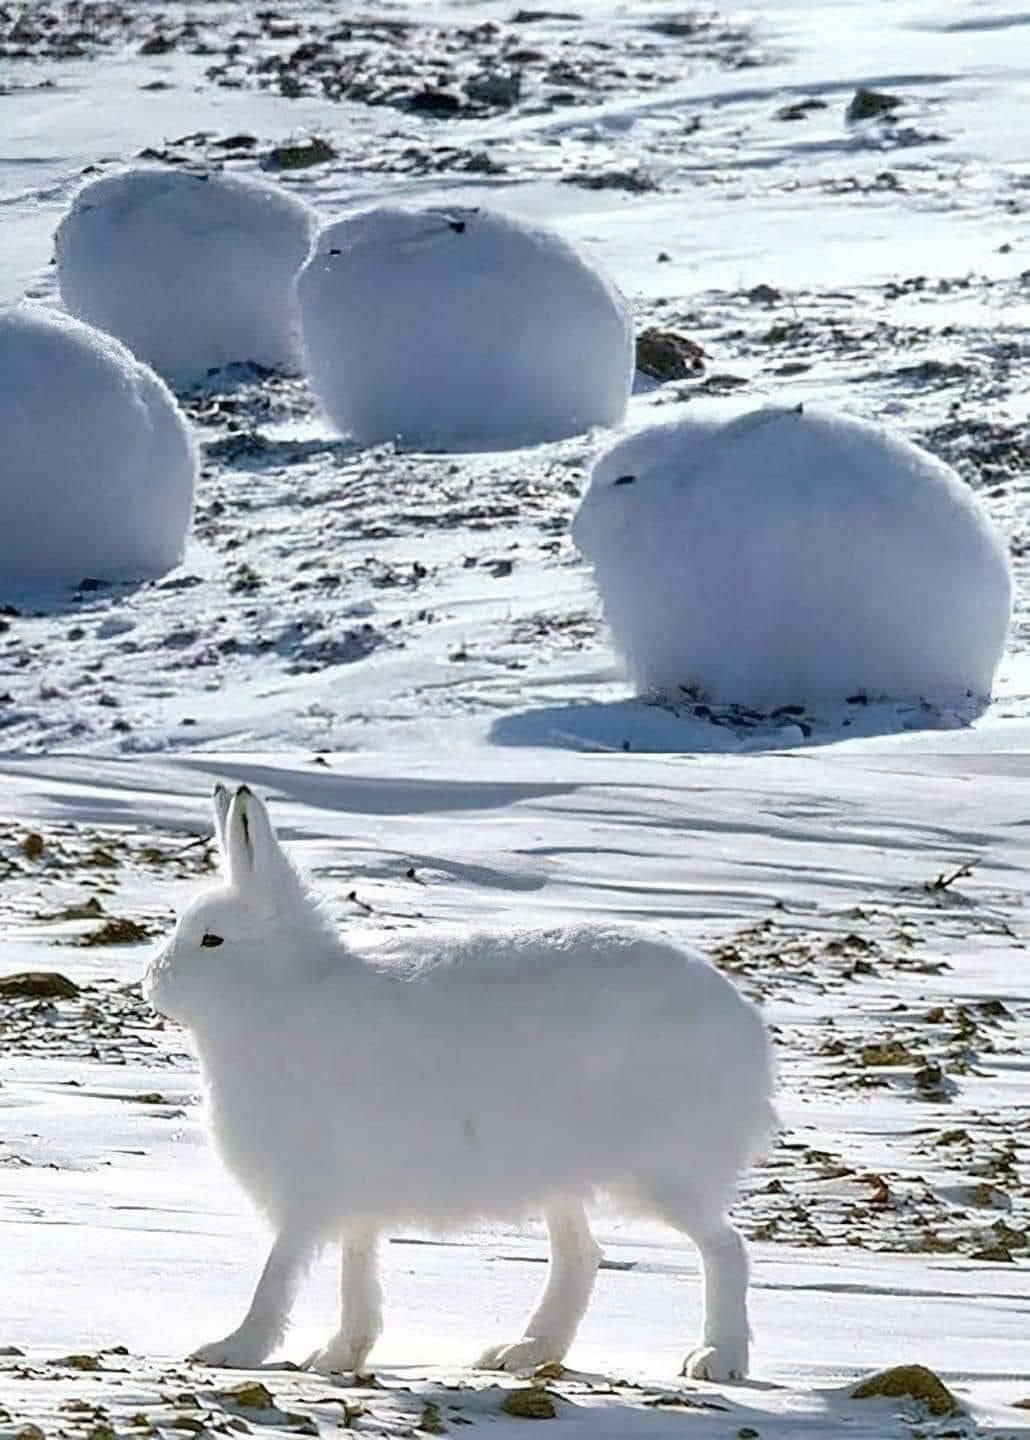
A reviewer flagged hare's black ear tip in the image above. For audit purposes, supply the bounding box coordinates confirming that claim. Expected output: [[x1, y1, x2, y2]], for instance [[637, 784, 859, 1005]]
[[236, 783, 253, 799], [213, 781, 229, 798]]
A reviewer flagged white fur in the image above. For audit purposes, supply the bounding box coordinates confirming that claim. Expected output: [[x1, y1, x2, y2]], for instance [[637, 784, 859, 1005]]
[[0, 302, 196, 592], [145, 785, 775, 1380], [573, 406, 1013, 709], [56, 168, 316, 388], [295, 205, 634, 450]]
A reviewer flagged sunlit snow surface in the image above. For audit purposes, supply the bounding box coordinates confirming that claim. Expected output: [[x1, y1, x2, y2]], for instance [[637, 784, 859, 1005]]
[[0, 1, 1029, 1437]]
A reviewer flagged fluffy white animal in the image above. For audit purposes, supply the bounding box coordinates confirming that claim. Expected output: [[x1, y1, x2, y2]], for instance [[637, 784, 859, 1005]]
[[295, 205, 635, 450], [0, 303, 196, 593], [145, 785, 774, 1380], [573, 406, 1012, 710], [56, 167, 316, 387]]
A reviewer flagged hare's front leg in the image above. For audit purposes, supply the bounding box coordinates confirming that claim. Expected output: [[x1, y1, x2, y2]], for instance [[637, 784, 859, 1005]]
[[478, 1201, 600, 1373], [192, 1229, 315, 1369], [308, 1230, 382, 1375]]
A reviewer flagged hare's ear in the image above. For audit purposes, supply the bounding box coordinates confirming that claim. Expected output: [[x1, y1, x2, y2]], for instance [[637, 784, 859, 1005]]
[[224, 785, 287, 887], [212, 783, 232, 870]]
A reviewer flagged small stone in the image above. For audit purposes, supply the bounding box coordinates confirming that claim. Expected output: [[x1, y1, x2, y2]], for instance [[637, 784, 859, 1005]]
[[747, 283, 781, 305], [218, 1383, 275, 1411], [500, 1389, 557, 1420], [139, 33, 176, 55], [636, 328, 706, 381], [0, 971, 80, 1000], [860, 1039, 912, 1066], [775, 97, 827, 121], [852, 1364, 961, 1417], [419, 1401, 446, 1434], [77, 917, 150, 947], [465, 68, 521, 108], [21, 832, 44, 859], [262, 137, 336, 171], [54, 1353, 101, 1370], [846, 87, 903, 123]]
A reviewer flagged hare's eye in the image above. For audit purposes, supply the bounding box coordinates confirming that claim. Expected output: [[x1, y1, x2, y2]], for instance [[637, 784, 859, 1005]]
[[201, 933, 224, 949], [613, 474, 636, 486]]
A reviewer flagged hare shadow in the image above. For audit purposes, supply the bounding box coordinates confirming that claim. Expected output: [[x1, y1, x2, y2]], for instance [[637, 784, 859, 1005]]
[[0, 573, 150, 621], [488, 693, 990, 755]]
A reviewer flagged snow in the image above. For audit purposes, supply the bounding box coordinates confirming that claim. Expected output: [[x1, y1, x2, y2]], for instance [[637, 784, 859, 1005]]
[[0, 303, 196, 594], [56, 168, 316, 388], [296, 206, 634, 450], [573, 407, 1013, 710]]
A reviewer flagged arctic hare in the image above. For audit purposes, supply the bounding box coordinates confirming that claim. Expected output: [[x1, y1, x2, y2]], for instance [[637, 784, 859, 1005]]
[[145, 784, 775, 1380]]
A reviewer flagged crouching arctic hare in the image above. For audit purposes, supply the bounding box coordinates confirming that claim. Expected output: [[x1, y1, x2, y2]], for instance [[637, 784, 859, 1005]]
[[145, 785, 775, 1380]]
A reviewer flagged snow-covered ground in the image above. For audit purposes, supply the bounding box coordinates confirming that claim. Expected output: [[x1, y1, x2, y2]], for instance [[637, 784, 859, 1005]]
[[1, 1, 1028, 1437]]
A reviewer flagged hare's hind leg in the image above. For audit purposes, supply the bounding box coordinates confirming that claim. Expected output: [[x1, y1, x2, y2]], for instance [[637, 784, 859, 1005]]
[[192, 1228, 315, 1368], [478, 1200, 600, 1374], [308, 1229, 382, 1375], [642, 1179, 750, 1382]]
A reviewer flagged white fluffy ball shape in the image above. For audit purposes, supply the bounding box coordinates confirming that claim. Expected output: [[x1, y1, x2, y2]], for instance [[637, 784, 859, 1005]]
[[296, 204, 634, 450], [0, 304, 197, 593], [56, 167, 316, 387], [572, 406, 1012, 709]]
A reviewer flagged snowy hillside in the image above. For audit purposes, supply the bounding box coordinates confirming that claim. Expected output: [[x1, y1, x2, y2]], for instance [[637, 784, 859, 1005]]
[[0, 1, 1028, 1439]]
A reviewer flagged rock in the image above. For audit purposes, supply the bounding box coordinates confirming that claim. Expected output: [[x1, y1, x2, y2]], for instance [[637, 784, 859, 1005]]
[[635, 328, 706, 381], [500, 1388, 557, 1419], [139, 32, 176, 55], [852, 1364, 961, 1417], [218, 1383, 275, 1410], [54, 1353, 101, 1370], [860, 1039, 913, 1067], [419, 1401, 446, 1434], [77, 918, 150, 947], [261, 137, 336, 170], [776, 97, 827, 121], [464, 68, 521, 108], [511, 8, 581, 19], [408, 87, 464, 116], [562, 167, 657, 192], [747, 283, 782, 305], [0, 971, 80, 1000], [846, 87, 903, 123], [21, 832, 44, 859]]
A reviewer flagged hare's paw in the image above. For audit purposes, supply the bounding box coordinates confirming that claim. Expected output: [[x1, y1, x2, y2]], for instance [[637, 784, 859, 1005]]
[[477, 1337, 566, 1374], [190, 1330, 271, 1369], [306, 1332, 376, 1377], [681, 1340, 748, 1383]]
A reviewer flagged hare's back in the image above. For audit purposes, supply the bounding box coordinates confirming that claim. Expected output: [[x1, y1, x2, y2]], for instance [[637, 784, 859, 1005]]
[[379, 921, 746, 1027]]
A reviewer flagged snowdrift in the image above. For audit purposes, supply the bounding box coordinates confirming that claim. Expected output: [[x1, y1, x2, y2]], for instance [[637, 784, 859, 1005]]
[[56, 167, 315, 387], [0, 305, 197, 592], [296, 205, 634, 450], [572, 406, 1012, 709]]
